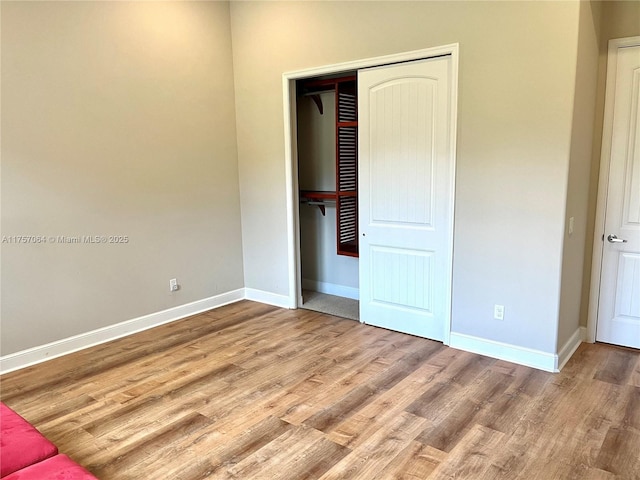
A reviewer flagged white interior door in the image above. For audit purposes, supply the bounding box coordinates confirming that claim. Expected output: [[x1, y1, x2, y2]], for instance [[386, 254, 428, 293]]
[[596, 42, 640, 349], [358, 57, 454, 342]]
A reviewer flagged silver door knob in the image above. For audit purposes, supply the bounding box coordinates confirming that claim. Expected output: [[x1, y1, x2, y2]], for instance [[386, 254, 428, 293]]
[[607, 234, 627, 244]]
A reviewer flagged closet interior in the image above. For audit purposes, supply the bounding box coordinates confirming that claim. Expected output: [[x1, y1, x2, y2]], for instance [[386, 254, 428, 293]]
[[297, 73, 360, 321]]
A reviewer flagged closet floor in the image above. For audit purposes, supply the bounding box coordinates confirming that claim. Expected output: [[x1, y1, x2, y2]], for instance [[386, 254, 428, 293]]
[[301, 290, 359, 321]]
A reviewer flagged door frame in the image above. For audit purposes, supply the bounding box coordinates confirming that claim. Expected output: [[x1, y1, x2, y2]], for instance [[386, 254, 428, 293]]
[[587, 36, 640, 343], [282, 44, 459, 345]]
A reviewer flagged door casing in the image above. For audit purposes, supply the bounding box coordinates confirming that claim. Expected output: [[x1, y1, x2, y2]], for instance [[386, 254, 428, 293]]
[[587, 36, 640, 343], [282, 45, 459, 346]]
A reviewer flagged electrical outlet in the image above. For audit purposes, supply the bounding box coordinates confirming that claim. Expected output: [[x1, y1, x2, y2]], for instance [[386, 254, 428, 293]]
[[169, 278, 179, 292], [494, 304, 505, 320]]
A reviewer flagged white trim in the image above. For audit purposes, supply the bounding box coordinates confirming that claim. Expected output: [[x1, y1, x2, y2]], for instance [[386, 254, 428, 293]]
[[284, 73, 301, 311], [587, 36, 640, 344], [302, 278, 359, 300], [283, 45, 461, 81], [0, 289, 245, 375], [449, 332, 558, 373], [1, 288, 585, 375], [556, 327, 586, 372], [444, 48, 459, 347], [244, 288, 294, 309], [283, 44, 459, 342], [450, 328, 585, 373]]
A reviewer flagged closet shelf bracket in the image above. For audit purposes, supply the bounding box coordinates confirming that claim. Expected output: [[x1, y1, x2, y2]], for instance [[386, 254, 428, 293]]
[[310, 94, 323, 115], [300, 190, 336, 216]]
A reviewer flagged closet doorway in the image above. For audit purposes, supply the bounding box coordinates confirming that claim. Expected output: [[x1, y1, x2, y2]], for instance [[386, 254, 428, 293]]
[[284, 45, 459, 345], [297, 73, 360, 321]]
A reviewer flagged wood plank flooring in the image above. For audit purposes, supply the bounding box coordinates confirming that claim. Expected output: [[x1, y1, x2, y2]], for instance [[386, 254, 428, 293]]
[[1, 301, 639, 479]]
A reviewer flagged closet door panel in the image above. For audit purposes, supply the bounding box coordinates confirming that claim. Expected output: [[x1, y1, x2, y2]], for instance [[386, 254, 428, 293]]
[[359, 56, 454, 341]]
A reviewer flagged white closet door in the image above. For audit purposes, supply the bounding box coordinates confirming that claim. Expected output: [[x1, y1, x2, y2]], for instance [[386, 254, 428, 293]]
[[358, 56, 454, 341]]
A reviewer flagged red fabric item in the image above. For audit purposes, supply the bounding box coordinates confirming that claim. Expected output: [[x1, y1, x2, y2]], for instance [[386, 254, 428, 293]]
[[2, 454, 98, 480], [0, 403, 58, 478]]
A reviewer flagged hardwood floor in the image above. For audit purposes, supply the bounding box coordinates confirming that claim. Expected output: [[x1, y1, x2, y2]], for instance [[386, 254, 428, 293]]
[[1, 300, 639, 479]]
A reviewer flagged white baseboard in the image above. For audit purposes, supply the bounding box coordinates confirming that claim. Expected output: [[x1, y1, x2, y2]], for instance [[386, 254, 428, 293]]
[[302, 278, 359, 300], [1, 286, 587, 376], [449, 332, 558, 373], [556, 326, 586, 372], [243, 288, 295, 309], [0, 289, 245, 375]]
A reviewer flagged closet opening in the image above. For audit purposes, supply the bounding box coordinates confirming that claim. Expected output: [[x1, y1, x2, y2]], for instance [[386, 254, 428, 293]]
[[296, 72, 360, 321]]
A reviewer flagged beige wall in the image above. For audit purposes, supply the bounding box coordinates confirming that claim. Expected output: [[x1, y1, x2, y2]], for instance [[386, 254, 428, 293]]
[[580, 0, 640, 330], [2, 0, 615, 360], [231, 1, 581, 353], [1, 1, 244, 354], [558, 0, 601, 349]]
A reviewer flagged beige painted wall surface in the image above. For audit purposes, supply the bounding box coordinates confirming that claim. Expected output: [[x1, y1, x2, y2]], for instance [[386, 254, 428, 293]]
[[231, 1, 580, 353], [557, 0, 601, 349], [1, 1, 244, 354], [581, 0, 640, 330]]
